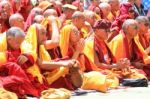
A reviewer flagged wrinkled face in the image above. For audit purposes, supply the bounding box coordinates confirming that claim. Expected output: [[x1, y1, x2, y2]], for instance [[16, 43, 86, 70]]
[[127, 23, 138, 38], [38, 26, 47, 45], [0, 3, 11, 20], [95, 28, 110, 40], [138, 19, 149, 34], [13, 16, 25, 30], [70, 27, 80, 44], [7, 36, 25, 50]]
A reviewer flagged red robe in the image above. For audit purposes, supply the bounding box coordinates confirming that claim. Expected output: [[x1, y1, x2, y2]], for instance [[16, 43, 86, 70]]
[[0, 48, 48, 97]]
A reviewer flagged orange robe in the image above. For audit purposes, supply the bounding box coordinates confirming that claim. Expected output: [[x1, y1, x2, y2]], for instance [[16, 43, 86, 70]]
[[108, 31, 147, 79], [133, 34, 150, 79]]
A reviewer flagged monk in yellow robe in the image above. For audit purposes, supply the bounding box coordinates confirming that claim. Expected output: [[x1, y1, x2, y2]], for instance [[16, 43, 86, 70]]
[[108, 19, 147, 79], [133, 16, 150, 79], [24, 23, 83, 90]]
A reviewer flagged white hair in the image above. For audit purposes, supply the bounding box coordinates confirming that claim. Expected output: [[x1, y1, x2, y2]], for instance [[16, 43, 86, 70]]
[[122, 19, 137, 31], [99, 2, 111, 9], [9, 13, 24, 26]]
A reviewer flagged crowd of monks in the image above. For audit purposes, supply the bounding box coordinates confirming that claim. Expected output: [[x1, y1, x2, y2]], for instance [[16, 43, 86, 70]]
[[0, 0, 150, 98]]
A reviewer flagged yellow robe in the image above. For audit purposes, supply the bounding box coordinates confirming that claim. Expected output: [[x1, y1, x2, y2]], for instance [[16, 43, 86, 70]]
[[21, 24, 69, 85]]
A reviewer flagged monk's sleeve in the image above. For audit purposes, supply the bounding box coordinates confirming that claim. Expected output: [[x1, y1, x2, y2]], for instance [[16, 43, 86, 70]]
[[21, 53, 35, 69]]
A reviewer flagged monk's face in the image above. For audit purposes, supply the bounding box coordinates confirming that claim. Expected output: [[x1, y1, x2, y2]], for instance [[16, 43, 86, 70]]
[[70, 27, 80, 44], [0, 3, 12, 20], [138, 19, 149, 34], [86, 16, 96, 26], [38, 26, 47, 45], [13, 16, 25, 30], [77, 16, 85, 28], [7, 36, 25, 50], [95, 28, 110, 40], [127, 24, 138, 38]]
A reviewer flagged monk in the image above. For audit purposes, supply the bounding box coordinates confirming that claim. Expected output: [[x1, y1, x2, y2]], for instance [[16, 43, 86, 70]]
[[0, 1, 12, 33], [43, 9, 58, 17], [99, 3, 111, 21], [71, 11, 86, 38], [0, 27, 39, 97], [108, 19, 147, 79], [24, 23, 83, 90], [9, 13, 25, 30], [134, 16, 150, 79]]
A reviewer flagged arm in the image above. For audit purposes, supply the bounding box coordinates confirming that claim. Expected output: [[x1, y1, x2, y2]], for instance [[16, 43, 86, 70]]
[[38, 59, 73, 70], [44, 16, 60, 49]]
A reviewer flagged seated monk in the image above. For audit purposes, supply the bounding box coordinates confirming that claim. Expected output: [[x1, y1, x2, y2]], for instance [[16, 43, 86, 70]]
[[59, 20, 119, 90], [24, 23, 83, 90], [108, 19, 147, 79], [0, 27, 39, 97], [133, 16, 150, 79]]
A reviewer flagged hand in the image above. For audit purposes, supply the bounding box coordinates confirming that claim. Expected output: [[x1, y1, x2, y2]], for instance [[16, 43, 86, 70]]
[[69, 60, 80, 73], [116, 58, 130, 69], [17, 55, 28, 65], [75, 38, 85, 53]]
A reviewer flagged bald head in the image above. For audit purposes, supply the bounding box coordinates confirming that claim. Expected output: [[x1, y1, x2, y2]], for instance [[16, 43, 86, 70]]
[[9, 13, 25, 30], [99, 2, 111, 9], [122, 19, 137, 31], [136, 16, 149, 23], [43, 9, 58, 17], [33, 15, 44, 24]]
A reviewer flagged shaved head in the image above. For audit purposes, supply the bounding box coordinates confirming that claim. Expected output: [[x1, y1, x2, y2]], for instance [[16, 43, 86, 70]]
[[43, 9, 58, 17], [72, 11, 84, 19]]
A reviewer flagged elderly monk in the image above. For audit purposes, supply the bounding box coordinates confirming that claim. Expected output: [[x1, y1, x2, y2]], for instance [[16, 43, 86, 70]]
[[108, 19, 147, 79], [43, 9, 58, 17], [24, 23, 83, 90], [0, 1, 12, 33], [133, 16, 150, 79], [71, 11, 87, 38], [0, 27, 39, 97], [9, 13, 25, 30], [99, 3, 111, 21]]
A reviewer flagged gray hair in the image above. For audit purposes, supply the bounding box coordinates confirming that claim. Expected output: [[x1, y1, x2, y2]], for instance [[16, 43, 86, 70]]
[[122, 19, 137, 31], [135, 16, 149, 23], [9, 13, 24, 26], [72, 11, 84, 19], [6, 27, 25, 38]]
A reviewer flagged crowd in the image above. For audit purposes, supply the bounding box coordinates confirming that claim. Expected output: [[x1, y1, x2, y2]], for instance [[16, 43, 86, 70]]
[[0, 0, 150, 98]]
